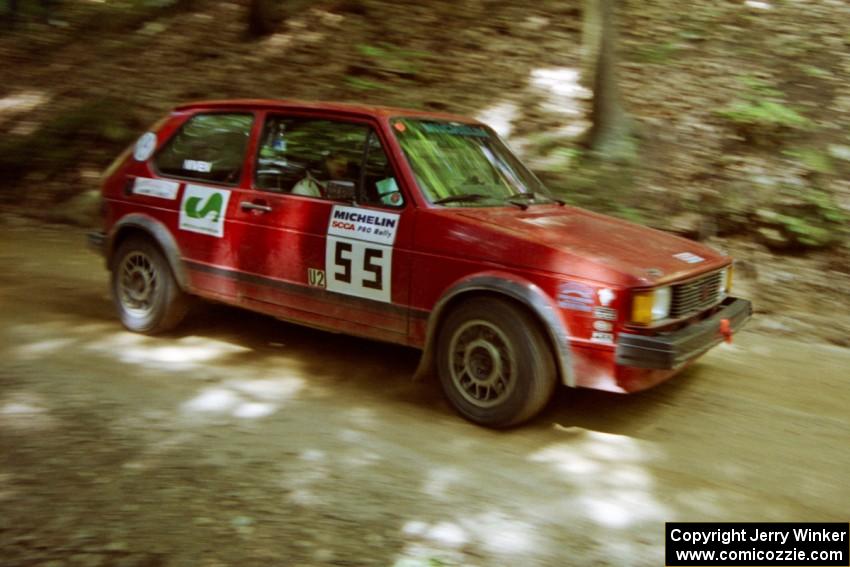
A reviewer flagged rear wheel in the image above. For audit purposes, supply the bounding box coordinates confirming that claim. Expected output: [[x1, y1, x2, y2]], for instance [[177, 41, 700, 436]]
[[111, 237, 189, 334], [437, 297, 557, 428]]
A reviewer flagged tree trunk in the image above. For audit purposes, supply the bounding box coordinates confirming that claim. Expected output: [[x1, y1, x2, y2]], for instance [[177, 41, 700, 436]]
[[583, 0, 635, 160], [248, 0, 279, 37]]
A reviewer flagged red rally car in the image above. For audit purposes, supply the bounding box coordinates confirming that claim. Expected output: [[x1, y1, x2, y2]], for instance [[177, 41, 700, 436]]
[[89, 99, 751, 427]]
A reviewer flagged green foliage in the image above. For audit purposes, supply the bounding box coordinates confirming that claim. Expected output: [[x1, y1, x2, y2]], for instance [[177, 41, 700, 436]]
[[548, 147, 582, 170], [799, 64, 832, 79], [771, 212, 832, 247], [717, 76, 811, 145], [524, 131, 579, 162], [737, 75, 784, 98], [803, 188, 848, 225], [719, 101, 809, 130], [354, 42, 426, 78], [540, 152, 649, 223], [343, 76, 388, 91], [718, 101, 809, 136], [630, 42, 680, 64], [783, 148, 834, 174], [756, 187, 848, 249]]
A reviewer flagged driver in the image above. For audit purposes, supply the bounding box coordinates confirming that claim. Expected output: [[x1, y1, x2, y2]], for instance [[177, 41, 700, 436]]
[[292, 153, 349, 197]]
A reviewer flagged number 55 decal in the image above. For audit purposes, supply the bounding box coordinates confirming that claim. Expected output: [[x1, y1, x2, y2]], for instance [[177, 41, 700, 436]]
[[326, 236, 392, 302]]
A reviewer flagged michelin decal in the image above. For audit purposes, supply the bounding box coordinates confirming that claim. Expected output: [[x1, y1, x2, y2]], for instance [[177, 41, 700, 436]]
[[325, 206, 400, 303], [328, 206, 399, 246]]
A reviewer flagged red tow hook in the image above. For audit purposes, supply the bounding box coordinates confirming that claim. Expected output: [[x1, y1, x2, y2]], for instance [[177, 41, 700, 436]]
[[720, 318, 733, 343]]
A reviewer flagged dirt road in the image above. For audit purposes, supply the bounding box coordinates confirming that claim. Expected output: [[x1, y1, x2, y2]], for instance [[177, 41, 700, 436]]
[[1, 219, 848, 567]]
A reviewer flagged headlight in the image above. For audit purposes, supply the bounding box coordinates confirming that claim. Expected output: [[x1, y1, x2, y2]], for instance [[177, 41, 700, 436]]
[[631, 286, 672, 325]]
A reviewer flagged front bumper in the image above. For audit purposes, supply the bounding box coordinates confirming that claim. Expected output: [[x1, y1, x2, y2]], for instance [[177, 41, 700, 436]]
[[615, 297, 752, 370]]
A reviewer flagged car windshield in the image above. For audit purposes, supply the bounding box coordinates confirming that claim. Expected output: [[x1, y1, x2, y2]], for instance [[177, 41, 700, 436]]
[[391, 118, 554, 207]]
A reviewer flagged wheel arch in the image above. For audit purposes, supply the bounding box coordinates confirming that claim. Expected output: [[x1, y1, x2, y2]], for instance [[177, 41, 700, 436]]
[[107, 214, 188, 290], [414, 274, 576, 387]]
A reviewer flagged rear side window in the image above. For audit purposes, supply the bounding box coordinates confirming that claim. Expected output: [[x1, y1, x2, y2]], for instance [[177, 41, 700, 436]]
[[154, 113, 253, 185]]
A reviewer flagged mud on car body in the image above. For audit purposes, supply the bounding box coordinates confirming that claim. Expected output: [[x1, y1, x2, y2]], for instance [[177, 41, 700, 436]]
[[89, 99, 751, 427]]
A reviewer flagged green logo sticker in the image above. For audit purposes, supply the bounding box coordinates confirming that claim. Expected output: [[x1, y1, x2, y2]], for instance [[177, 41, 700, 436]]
[[184, 192, 224, 221], [179, 185, 231, 237]]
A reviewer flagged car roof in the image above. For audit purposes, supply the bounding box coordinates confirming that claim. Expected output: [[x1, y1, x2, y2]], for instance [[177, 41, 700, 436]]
[[173, 99, 480, 124]]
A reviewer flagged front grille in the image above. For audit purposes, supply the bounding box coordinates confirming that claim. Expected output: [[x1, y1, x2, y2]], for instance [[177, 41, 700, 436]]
[[670, 270, 723, 319]]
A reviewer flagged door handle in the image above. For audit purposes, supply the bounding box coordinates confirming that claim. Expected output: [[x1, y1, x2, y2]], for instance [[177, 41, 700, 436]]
[[241, 200, 272, 213]]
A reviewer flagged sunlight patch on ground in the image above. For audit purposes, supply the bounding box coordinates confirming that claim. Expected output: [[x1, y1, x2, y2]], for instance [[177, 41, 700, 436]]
[[343, 407, 380, 429], [412, 521, 468, 548], [276, 449, 331, 506], [120, 432, 197, 472], [528, 66, 592, 139], [313, 8, 345, 27], [475, 101, 519, 139], [464, 511, 539, 554], [229, 376, 303, 400], [0, 90, 51, 123], [232, 401, 276, 419], [581, 489, 664, 528], [181, 376, 303, 420], [421, 466, 465, 500], [182, 388, 241, 413], [474, 67, 591, 161], [397, 520, 468, 566], [529, 428, 669, 528], [15, 337, 78, 359], [396, 512, 539, 565], [286, 18, 326, 47], [0, 392, 58, 433], [326, 430, 384, 467], [340, 448, 382, 468], [259, 33, 293, 56], [87, 333, 250, 371], [529, 67, 589, 117]]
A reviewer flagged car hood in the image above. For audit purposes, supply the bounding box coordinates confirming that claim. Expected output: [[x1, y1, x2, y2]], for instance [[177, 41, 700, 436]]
[[451, 205, 728, 285]]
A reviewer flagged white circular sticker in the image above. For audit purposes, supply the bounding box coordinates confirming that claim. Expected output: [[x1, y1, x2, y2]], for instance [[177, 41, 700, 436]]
[[133, 132, 157, 161], [593, 320, 613, 332]]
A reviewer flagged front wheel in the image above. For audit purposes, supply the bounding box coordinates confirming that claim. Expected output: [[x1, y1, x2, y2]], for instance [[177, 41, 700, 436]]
[[111, 237, 190, 334], [436, 298, 557, 428]]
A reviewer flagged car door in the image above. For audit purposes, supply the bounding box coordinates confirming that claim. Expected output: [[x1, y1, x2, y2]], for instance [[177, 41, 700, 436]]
[[233, 113, 412, 340], [148, 111, 257, 300]]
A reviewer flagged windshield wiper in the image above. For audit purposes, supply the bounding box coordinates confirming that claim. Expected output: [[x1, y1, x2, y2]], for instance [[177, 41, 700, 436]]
[[506, 191, 565, 206], [433, 193, 489, 205]]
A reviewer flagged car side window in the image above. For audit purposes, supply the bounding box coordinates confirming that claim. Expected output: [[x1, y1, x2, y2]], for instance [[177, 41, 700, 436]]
[[361, 131, 404, 208], [154, 113, 253, 185], [255, 117, 368, 201]]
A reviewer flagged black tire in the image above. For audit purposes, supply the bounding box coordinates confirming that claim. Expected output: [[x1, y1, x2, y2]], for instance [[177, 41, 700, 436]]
[[436, 297, 557, 428], [110, 237, 190, 334]]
